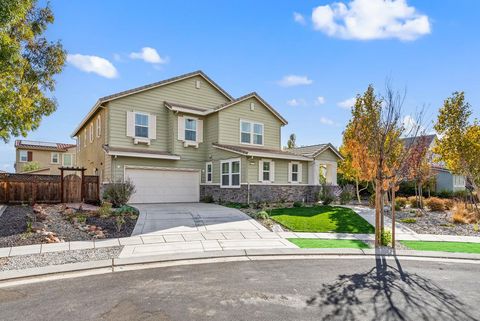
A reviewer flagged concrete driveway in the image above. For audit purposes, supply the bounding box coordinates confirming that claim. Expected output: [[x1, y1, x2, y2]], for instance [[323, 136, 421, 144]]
[[131, 203, 267, 236]]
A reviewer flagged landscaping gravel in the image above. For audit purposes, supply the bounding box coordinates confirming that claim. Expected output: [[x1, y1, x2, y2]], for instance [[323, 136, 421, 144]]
[[386, 209, 480, 236], [0, 246, 122, 271], [86, 215, 136, 238]]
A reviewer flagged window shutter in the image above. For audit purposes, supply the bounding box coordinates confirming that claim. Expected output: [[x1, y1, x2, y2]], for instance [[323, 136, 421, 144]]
[[148, 114, 156, 139], [197, 119, 203, 143], [177, 116, 185, 140], [27, 151, 33, 162], [126, 111, 135, 137], [298, 163, 303, 183], [258, 160, 263, 182], [288, 163, 292, 183], [270, 161, 275, 182]]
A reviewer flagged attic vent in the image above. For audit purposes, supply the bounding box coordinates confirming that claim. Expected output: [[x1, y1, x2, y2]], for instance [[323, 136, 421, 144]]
[[195, 80, 201, 89], [250, 102, 255, 111]]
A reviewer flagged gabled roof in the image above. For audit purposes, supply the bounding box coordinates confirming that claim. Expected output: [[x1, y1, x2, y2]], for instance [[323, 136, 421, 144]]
[[72, 70, 234, 137], [213, 92, 288, 125], [15, 140, 76, 152], [213, 143, 311, 161], [164, 101, 211, 116], [290, 143, 343, 160], [401, 134, 436, 149]]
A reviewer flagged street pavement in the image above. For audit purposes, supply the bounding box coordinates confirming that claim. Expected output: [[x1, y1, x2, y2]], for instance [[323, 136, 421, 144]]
[[1, 257, 479, 321]]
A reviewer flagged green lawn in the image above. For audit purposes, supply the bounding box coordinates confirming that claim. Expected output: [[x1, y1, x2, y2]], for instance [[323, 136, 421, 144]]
[[401, 241, 480, 254], [269, 206, 374, 233], [288, 238, 370, 249]]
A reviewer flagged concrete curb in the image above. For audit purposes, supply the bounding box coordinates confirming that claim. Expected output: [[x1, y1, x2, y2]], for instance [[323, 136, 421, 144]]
[[2, 248, 480, 285], [0, 205, 6, 218]]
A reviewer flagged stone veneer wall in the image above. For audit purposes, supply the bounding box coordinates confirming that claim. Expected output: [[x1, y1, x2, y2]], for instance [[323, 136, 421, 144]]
[[200, 184, 324, 204]]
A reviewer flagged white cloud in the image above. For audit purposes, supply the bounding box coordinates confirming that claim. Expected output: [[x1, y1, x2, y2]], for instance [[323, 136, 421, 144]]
[[320, 117, 336, 126], [67, 54, 118, 78], [278, 75, 313, 87], [311, 0, 431, 41], [337, 97, 356, 109], [286, 98, 307, 106], [315, 96, 326, 105], [293, 12, 306, 25], [129, 47, 168, 64]]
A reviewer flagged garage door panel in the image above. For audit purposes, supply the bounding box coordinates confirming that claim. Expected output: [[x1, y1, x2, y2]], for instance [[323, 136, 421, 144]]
[[126, 168, 200, 203]]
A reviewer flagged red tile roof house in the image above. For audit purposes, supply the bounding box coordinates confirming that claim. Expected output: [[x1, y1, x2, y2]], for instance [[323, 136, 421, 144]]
[[14, 140, 77, 175], [71, 71, 343, 204]]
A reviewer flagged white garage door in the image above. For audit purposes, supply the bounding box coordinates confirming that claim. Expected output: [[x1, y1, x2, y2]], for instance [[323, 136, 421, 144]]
[[125, 168, 200, 203]]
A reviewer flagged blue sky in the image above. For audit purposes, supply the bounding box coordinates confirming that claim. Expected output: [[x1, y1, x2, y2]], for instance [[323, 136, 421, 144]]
[[1, 0, 479, 172]]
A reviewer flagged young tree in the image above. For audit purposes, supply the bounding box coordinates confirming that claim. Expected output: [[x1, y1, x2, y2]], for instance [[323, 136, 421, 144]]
[[286, 133, 296, 149], [0, 0, 66, 142], [433, 92, 480, 214]]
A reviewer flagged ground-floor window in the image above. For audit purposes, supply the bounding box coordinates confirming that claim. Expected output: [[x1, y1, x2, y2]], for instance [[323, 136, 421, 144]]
[[206, 162, 212, 183], [221, 159, 240, 188]]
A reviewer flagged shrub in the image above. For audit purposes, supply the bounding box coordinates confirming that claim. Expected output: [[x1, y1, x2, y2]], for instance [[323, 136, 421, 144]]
[[400, 218, 417, 223], [437, 190, 453, 199], [381, 229, 392, 246], [407, 196, 424, 208], [452, 202, 476, 224], [255, 210, 269, 220], [474, 223, 479, 233], [319, 184, 337, 206], [339, 185, 354, 205], [395, 204, 401, 211], [395, 197, 408, 209], [293, 201, 303, 208], [102, 179, 136, 207], [115, 205, 139, 218], [369, 194, 376, 208], [201, 195, 214, 203], [98, 202, 112, 218], [453, 190, 469, 200], [444, 199, 455, 210], [22, 161, 41, 172], [226, 202, 249, 209], [425, 197, 445, 212]]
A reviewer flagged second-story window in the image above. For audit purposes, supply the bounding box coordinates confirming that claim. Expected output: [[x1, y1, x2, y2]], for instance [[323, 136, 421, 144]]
[[83, 129, 87, 147], [63, 153, 73, 167], [19, 150, 28, 162], [240, 120, 263, 145], [185, 118, 197, 141], [51, 152, 59, 164], [89, 123, 94, 143], [135, 113, 149, 138], [96, 115, 101, 138]]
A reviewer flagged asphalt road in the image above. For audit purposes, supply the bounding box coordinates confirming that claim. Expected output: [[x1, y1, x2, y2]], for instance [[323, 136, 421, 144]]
[[1, 257, 480, 321]]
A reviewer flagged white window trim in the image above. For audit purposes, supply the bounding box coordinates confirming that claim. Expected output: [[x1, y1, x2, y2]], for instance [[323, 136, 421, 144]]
[[259, 159, 274, 183], [19, 150, 28, 163], [220, 158, 241, 188], [205, 162, 213, 184], [96, 115, 101, 138], [83, 129, 87, 147], [89, 123, 94, 143], [62, 153, 74, 167], [289, 161, 301, 183], [184, 116, 198, 144], [240, 119, 264, 146], [134, 111, 150, 139], [50, 152, 60, 165]]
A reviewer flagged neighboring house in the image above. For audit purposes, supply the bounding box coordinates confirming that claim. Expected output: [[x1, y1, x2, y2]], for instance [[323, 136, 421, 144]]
[[72, 70, 342, 204], [402, 134, 466, 193], [14, 140, 77, 175]]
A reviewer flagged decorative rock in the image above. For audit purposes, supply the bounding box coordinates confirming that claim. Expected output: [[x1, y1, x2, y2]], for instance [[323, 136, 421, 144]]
[[63, 208, 75, 216], [31, 222, 45, 232]]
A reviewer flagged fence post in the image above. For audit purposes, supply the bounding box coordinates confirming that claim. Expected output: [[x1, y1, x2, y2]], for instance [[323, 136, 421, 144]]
[[31, 175, 37, 205], [96, 175, 100, 202], [5, 175, 9, 204], [81, 169, 85, 203], [60, 168, 64, 203]]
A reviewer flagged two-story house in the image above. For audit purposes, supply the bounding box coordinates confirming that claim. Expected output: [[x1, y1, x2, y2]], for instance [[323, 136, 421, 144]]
[[71, 71, 342, 204], [14, 140, 76, 175]]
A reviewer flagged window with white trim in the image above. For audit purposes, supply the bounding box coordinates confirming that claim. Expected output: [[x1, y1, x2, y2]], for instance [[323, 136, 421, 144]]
[[63, 153, 73, 167], [19, 150, 28, 162], [291, 163, 299, 182], [89, 123, 94, 143], [135, 113, 149, 138], [206, 162, 212, 183], [221, 159, 240, 187], [262, 161, 271, 181], [51, 152, 59, 164], [185, 118, 197, 141], [96, 115, 101, 138], [240, 120, 263, 145]]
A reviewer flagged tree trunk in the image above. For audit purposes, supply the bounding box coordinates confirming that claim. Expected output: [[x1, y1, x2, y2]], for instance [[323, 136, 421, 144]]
[[355, 177, 361, 204], [375, 181, 382, 247], [391, 187, 396, 249]]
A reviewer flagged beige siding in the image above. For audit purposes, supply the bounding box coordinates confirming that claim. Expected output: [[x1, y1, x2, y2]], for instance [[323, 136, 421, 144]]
[[108, 75, 230, 152], [315, 149, 340, 162], [207, 148, 246, 184], [218, 97, 282, 149], [75, 108, 107, 179], [246, 157, 309, 184]]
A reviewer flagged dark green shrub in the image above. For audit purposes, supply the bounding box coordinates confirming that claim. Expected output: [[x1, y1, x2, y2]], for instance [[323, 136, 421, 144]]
[[437, 190, 453, 199], [293, 201, 303, 208], [339, 184, 354, 205], [102, 179, 136, 207], [201, 195, 214, 203], [319, 184, 336, 205], [115, 205, 139, 218]]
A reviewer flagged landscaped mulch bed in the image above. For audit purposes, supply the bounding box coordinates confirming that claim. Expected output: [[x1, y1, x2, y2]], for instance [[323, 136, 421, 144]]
[[386, 209, 480, 236], [0, 204, 138, 248]]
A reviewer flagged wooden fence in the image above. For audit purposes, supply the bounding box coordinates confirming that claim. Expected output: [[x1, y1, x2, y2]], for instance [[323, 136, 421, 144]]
[[0, 173, 99, 204]]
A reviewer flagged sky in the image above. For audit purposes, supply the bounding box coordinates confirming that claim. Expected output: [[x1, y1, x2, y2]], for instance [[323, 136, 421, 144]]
[[1, 0, 479, 172]]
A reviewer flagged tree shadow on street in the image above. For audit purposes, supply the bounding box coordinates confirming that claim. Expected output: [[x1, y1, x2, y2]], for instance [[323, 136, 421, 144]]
[[307, 253, 479, 321]]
